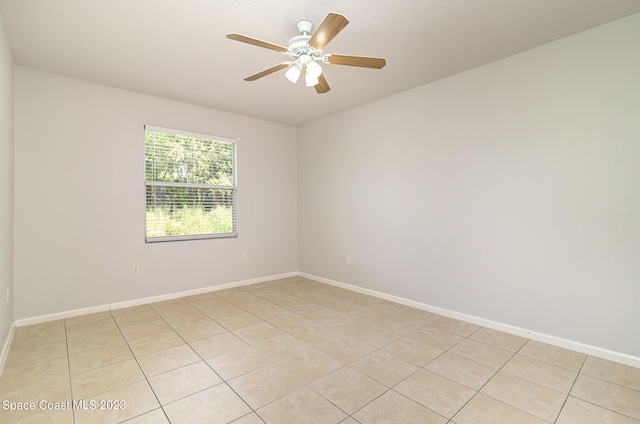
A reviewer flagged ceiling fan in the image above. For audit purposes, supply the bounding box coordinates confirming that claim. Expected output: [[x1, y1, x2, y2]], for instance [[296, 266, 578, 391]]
[[226, 13, 386, 94]]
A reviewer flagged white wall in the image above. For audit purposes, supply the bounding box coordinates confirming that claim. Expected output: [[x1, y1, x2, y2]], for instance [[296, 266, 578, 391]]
[[14, 68, 298, 319], [0, 14, 14, 344], [298, 14, 640, 358]]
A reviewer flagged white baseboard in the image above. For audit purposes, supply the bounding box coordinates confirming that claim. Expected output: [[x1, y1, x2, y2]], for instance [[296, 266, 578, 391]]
[[300, 272, 640, 369], [14, 272, 297, 327], [0, 321, 15, 376]]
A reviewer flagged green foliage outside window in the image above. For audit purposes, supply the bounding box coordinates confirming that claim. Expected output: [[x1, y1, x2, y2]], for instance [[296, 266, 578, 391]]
[[145, 128, 236, 240]]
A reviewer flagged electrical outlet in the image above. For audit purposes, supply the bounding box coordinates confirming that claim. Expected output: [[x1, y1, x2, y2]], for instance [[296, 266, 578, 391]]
[[132, 265, 140, 275], [346, 255, 351, 265], [242, 253, 248, 262]]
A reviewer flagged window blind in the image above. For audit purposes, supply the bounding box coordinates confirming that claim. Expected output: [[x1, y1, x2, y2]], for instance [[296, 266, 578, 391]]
[[144, 125, 237, 242]]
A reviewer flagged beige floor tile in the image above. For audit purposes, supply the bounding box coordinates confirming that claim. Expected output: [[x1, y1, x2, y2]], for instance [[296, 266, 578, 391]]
[[250, 304, 291, 320], [71, 358, 144, 399], [280, 298, 324, 314], [233, 321, 284, 344], [12, 320, 64, 339], [481, 371, 566, 422], [395, 308, 441, 326], [257, 387, 348, 424], [173, 319, 227, 342], [252, 290, 298, 304], [297, 305, 342, 321], [428, 316, 481, 337], [353, 389, 447, 424], [581, 356, 640, 391], [469, 327, 527, 352], [450, 339, 514, 368], [324, 315, 401, 348], [122, 408, 170, 423], [382, 337, 444, 366], [164, 310, 211, 329], [395, 369, 475, 418], [188, 295, 231, 310], [230, 413, 265, 423], [136, 344, 200, 377], [315, 334, 376, 364], [147, 361, 223, 405], [425, 352, 498, 390], [322, 299, 364, 313], [127, 330, 185, 356], [348, 323, 402, 348], [9, 326, 66, 349], [4, 340, 68, 370], [110, 303, 154, 317], [377, 315, 429, 335], [65, 316, 118, 337], [0, 402, 73, 424], [277, 348, 344, 383], [266, 313, 314, 332], [216, 311, 263, 330], [310, 367, 387, 414], [556, 396, 640, 424], [65, 311, 112, 325], [73, 380, 159, 424], [200, 302, 244, 319], [571, 374, 640, 420], [207, 345, 275, 380], [0, 359, 71, 402], [407, 326, 464, 350], [252, 333, 309, 361], [163, 383, 251, 424], [351, 350, 419, 387], [151, 299, 199, 318], [69, 341, 133, 374], [67, 328, 124, 354], [348, 306, 395, 324], [181, 291, 218, 303], [289, 322, 343, 346], [228, 364, 305, 409], [363, 300, 409, 315], [452, 393, 547, 424], [0, 356, 69, 394], [322, 314, 371, 332], [228, 297, 273, 311], [189, 331, 247, 359], [113, 310, 162, 327], [519, 340, 586, 371], [502, 354, 578, 393], [120, 319, 173, 341]]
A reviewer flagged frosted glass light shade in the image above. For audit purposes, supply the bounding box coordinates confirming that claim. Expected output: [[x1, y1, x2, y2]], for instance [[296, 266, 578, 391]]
[[306, 61, 322, 78], [305, 71, 319, 87], [285, 64, 301, 83]]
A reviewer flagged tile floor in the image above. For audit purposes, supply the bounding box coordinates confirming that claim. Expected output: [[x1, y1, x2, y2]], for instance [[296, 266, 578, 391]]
[[1, 276, 639, 423]]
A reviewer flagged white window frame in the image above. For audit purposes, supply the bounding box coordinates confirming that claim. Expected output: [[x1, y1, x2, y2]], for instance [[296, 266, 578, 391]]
[[144, 125, 238, 243]]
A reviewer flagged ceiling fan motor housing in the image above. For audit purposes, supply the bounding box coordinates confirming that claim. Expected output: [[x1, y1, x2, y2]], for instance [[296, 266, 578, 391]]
[[288, 20, 322, 60]]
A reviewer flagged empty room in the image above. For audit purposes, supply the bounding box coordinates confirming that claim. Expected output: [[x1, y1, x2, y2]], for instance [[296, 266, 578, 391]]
[[0, 1, 639, 423]]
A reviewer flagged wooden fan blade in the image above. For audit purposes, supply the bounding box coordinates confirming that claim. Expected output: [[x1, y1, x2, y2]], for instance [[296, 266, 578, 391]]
[[326, 54, 386, 69], [244, 63, 289, 81], [315, 74, 330, 94], [308, 13, 349, 50], [226, 33, 288, 53]]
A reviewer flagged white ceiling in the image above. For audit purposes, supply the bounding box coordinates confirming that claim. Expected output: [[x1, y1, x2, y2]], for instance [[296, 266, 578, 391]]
[[2, 0, 639, 126]]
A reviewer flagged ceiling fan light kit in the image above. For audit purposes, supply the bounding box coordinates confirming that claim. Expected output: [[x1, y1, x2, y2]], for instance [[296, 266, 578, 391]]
[[227, 13, 386, 94]]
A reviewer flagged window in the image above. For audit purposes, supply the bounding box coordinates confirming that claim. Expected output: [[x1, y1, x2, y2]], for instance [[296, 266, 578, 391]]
[[144, 125, 237, 242]]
